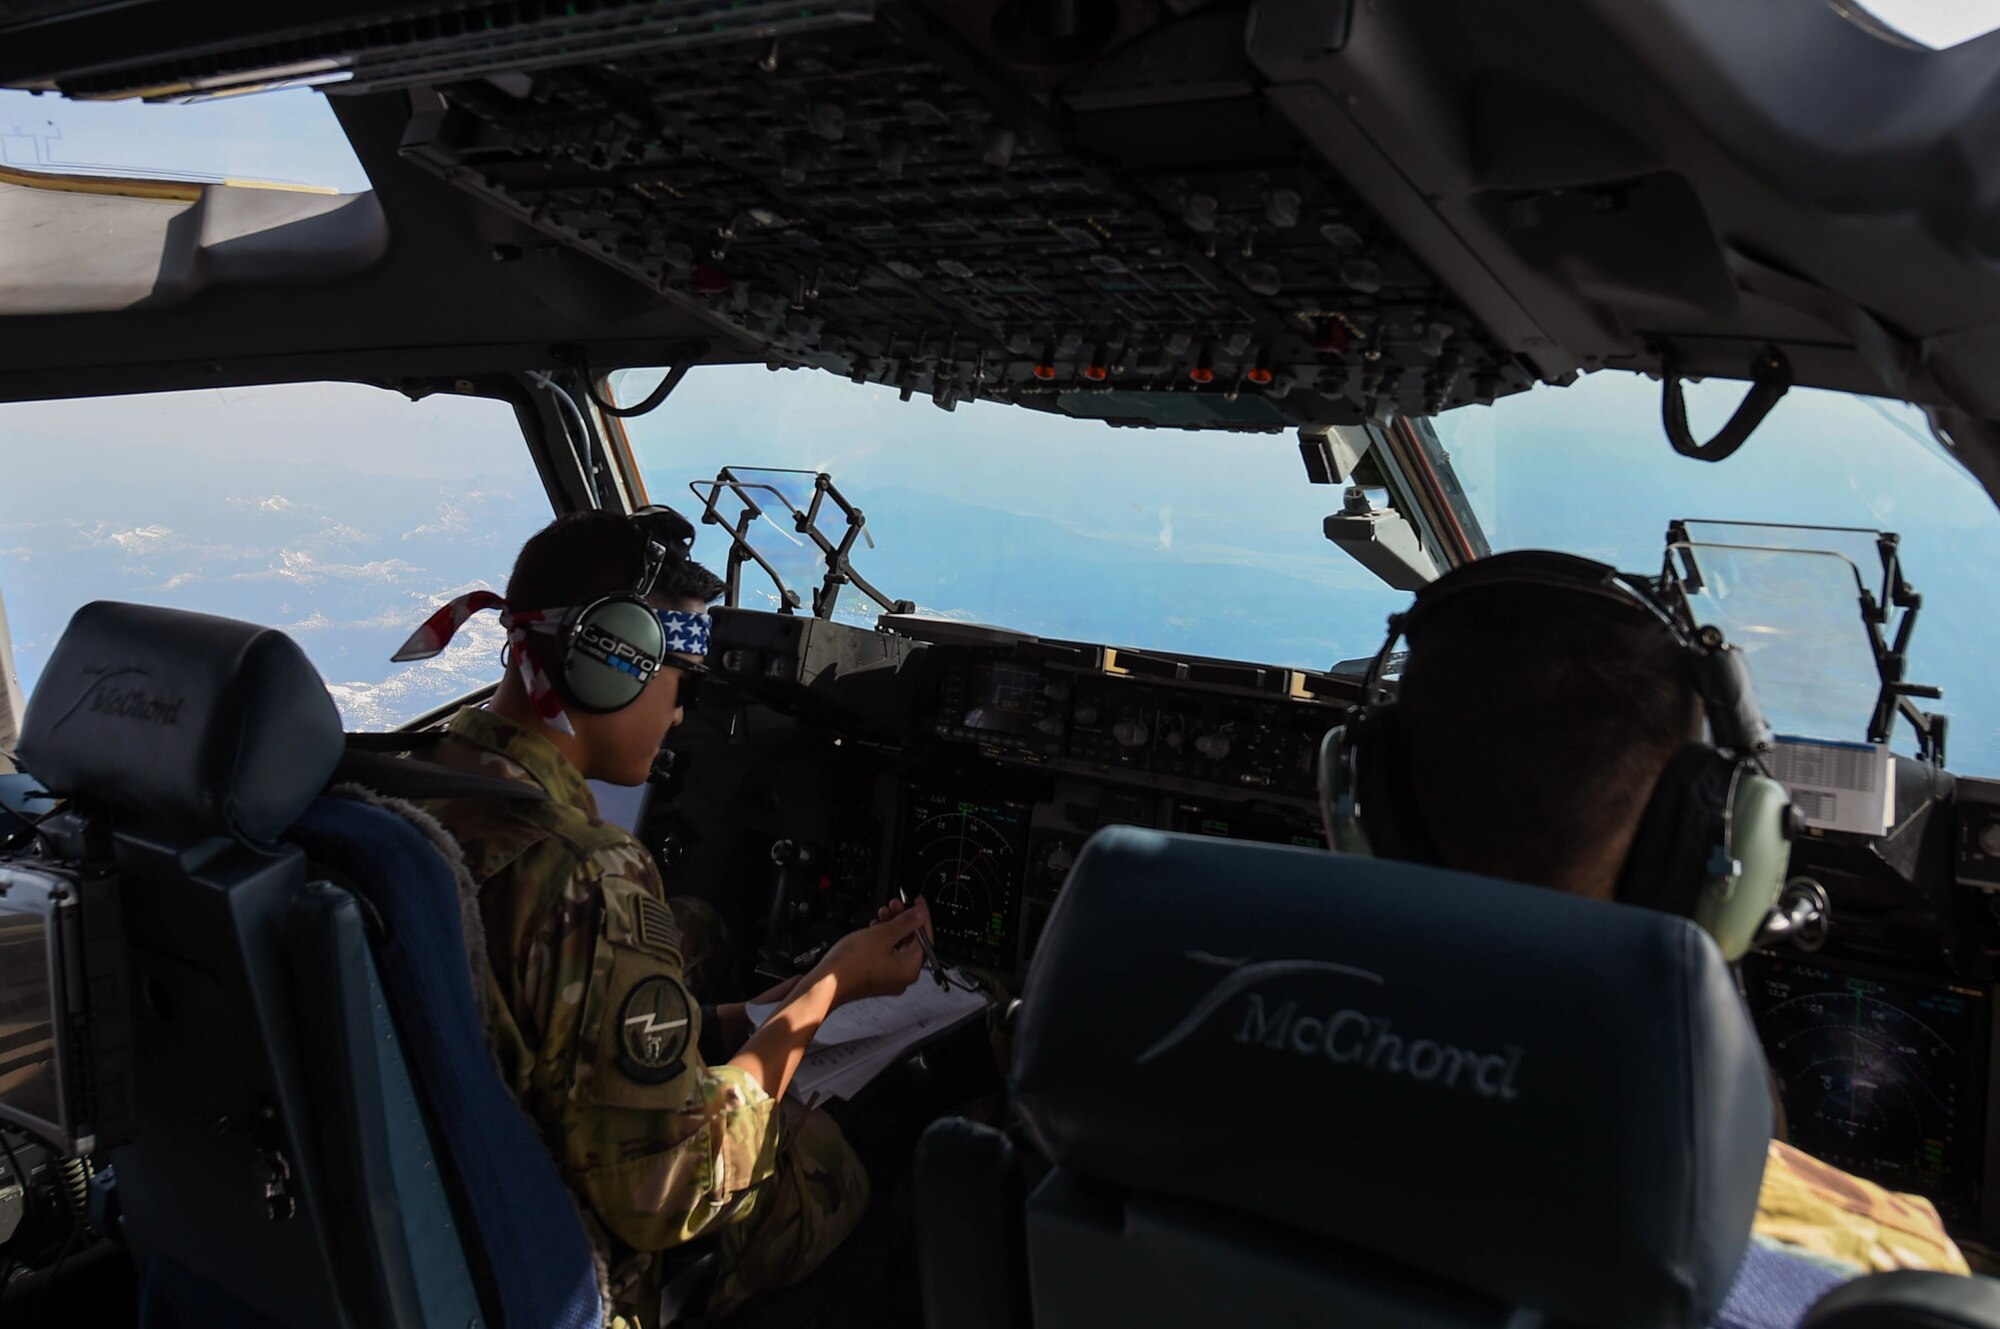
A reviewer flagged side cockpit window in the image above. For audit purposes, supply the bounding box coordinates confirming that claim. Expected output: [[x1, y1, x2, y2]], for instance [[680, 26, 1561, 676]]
[[0, 383, 551, 731]]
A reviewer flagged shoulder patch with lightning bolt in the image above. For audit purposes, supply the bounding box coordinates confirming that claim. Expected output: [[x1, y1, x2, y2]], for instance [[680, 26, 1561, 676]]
[[616, 975, 695, 1083]]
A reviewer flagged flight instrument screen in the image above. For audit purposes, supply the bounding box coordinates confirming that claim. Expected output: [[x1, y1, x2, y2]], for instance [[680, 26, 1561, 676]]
[[959, 662, 1044, 736], [902, 790, 1030, 966], [1743, 954, 1987, 1220]]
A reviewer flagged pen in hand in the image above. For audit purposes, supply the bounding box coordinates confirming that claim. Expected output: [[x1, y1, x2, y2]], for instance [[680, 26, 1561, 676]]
[[896, 886, 950, 989]]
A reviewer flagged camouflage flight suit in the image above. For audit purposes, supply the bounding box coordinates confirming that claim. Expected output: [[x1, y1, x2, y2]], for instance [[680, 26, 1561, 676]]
[[420, 707, 869, 1325], [1753, 1140, 1971, 1276]]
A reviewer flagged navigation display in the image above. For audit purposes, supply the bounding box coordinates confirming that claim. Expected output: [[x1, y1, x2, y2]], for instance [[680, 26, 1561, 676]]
[[902, 790, 1030, 966], [1743, 955, 1986, 1220]]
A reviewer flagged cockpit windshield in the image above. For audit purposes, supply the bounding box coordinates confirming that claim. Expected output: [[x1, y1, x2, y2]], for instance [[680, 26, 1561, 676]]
[[619, 365, 1414, 670], [1435, 372, 2000, 774]]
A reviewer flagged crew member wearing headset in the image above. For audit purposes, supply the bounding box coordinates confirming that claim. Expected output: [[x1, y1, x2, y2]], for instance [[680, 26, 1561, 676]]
[[394, 508, 933, 1325], [1321, 550, 1969, 1278]]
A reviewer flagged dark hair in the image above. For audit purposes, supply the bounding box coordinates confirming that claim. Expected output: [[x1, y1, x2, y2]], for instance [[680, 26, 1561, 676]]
[[505, 510, 725, 610], [1395, 586, 1698, 895]]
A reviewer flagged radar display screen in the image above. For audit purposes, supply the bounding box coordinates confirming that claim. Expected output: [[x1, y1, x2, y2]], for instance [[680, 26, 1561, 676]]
[[960, 662, 1043, 737], [903, 791, 1031, 965], [1744, 955, 1986, 1220]]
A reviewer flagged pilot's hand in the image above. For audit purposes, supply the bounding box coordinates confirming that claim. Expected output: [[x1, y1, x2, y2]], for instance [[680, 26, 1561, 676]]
[[876, 896, 936, 954], [822, 899, 932, 1003], [875, 896, 918, 929]]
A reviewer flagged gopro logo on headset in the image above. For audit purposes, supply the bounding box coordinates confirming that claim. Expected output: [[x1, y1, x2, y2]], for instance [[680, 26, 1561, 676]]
[[576, 621, 660, 682]]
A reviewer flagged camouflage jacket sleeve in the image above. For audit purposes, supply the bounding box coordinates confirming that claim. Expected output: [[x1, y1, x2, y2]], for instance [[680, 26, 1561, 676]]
[[1754, 1140, 1972, 1275], [520, 835, 780, 1251]]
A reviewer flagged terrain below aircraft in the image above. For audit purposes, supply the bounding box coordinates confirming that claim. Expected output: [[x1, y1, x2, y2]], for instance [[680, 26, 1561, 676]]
[[3, 0, 2000, 1326]]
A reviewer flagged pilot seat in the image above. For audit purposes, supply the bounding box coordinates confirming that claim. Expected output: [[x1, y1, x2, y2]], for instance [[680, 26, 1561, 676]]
[[10, 601, 605, 1328], [914, 826, 2000, 1329]]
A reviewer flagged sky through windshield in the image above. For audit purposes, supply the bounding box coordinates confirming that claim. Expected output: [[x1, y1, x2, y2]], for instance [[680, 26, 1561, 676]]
[[6, 88, 2000, 776], [1437, 373, 2000, 773]]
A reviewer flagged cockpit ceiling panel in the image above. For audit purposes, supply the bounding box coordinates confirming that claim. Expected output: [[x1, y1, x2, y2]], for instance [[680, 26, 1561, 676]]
[[390, 11, 1534, 428], [6, 0, 2000, 435]]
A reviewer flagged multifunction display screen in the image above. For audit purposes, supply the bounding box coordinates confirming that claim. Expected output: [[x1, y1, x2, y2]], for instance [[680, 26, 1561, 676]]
[[958, 662, 1045, 737], [1743, 954, 1986, 1221], [901, 790, 1030, 966]]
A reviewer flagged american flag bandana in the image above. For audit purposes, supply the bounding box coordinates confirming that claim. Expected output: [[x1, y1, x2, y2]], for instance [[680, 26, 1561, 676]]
[[656, 608, 711, 657], [392, 590, 573, 734]]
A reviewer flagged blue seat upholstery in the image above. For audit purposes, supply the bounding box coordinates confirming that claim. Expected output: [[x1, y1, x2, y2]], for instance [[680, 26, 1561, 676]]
[[289, 796, 604, 1329], [13, 601, 603, 1329], [1714, 1244, 1848, 1329]]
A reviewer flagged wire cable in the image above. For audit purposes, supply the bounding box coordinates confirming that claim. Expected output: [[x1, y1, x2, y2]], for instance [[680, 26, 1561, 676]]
[[526, 371, 601, 509]]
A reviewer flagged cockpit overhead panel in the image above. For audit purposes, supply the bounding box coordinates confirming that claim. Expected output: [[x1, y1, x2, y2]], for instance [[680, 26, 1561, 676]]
[[385, 14, 1538, 431]]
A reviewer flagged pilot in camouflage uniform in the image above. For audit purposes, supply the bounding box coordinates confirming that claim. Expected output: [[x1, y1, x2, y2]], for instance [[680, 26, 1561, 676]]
[[420, 705, 869, 1325], [1754, 1140, 1971, 1277]]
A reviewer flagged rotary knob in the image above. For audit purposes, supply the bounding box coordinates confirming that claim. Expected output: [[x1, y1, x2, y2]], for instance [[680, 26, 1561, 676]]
[[1194, 732, 1231, 761], [1112, 719, 1151, 748], [1980, 821, 2000, 857]]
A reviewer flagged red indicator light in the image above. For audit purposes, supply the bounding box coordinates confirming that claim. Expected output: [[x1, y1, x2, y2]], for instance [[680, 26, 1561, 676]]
[[1083, 364, 1108, 382], [1188, 365, 1215, 384], [1247, 366, 1274, 384], [1033, 364, 1058, 381]]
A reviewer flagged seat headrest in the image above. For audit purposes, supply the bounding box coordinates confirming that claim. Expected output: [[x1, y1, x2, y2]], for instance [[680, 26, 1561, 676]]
[[1012, 827, 1771, 1329], [18, 602, 344, 843]]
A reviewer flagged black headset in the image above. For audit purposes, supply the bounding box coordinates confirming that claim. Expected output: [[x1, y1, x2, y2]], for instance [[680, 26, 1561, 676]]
[[542, 506, 706, 715], [1317, 550, 1797, 961]]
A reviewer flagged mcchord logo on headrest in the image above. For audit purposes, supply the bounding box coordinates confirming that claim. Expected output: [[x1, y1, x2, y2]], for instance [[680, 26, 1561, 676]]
[[50, 667, 185, 730], [575, 622, 660, 682], [1138, 952, 1524, 1101], [91, 686, 184, 724]]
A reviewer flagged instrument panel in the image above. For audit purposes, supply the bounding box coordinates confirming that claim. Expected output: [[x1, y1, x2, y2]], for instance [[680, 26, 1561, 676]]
[[931, 645, 1346, 802], [693, 609, 2000, 1246]]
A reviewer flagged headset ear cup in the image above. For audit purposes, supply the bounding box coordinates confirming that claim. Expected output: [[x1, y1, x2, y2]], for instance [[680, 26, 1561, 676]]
[[559, 597, 667, 713], [1346, 704, 1439, 865], [1701, 770, 1794, 962], [1618, 745, 1792, 961], [1618, 744, 1730, 919], [1320, 724, 1369, 854]]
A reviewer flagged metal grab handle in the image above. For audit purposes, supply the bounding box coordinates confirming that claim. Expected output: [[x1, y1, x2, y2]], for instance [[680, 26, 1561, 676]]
[[1660, 345, 1793, 462]]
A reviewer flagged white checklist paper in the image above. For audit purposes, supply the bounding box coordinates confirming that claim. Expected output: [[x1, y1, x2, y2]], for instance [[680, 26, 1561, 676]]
[[747, 974, 987, 1102], [1768, 735, 1895, 837]]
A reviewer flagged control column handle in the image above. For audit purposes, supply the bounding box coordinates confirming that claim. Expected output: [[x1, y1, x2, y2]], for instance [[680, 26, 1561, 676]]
[[1756, 877, 1830, 953], [762, 839, 816, 973]]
